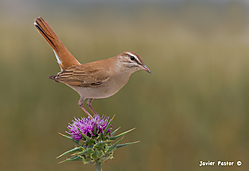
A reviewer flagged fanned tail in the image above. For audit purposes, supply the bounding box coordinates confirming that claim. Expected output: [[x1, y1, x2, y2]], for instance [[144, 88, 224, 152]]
[[34, 17, 80, 70]]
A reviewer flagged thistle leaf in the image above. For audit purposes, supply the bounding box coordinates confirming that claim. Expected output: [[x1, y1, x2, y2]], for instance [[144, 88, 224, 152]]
[[108, 128, 135, 140], [58, 155, 82, 164], [83, 156, 94, 164], [116, 141, 140, 149], [103, 152, 114, 161], [97, 150, 104, 158], [94, 140, 110, 149], [111, 127, 120, 136], [97, 132, 104, 140], [58, 132, 79, 145], [77, 127, 95, 145], [78, 148, 94, 156], [66, 155, 82, 161], [104, 114, 115, 136], [93, 121, 97, 135], [106, 137, 124, 153], [91, 149, 104, 159], [57, 146, 84, 159]]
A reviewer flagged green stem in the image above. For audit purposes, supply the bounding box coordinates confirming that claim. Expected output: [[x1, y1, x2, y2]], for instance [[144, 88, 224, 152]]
[[95, 160, 102, 171]]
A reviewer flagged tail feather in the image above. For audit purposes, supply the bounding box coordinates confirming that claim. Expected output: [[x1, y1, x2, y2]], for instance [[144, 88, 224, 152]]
[[34, 17, 80, 70], [48, 75, 59, 82]]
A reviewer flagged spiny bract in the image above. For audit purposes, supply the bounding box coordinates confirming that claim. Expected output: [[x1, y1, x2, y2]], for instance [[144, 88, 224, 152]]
[[57, 115, 138, 166]]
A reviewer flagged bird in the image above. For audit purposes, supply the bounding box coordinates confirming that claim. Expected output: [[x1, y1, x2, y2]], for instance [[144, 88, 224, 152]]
[[34, 17, 151, 119]]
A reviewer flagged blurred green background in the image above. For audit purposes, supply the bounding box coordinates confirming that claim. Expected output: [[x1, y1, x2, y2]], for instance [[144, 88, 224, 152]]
[[1, 0, 249, 171]]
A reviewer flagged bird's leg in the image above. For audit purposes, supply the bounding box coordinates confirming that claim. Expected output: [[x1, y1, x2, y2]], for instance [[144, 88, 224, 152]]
[[87, 98, 97, 115], [78, 98, 93, 119]]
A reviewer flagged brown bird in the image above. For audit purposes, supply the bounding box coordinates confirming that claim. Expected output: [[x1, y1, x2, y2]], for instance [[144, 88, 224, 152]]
[[34, 17, 151, 118]]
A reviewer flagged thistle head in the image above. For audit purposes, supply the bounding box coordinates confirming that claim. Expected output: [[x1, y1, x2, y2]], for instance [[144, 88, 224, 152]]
[[58, 114, 138, 166], [66, 115, 112, 141]]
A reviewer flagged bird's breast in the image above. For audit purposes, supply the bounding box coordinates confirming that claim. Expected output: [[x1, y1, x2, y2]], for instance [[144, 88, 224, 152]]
[[68, 74, 130, 99]]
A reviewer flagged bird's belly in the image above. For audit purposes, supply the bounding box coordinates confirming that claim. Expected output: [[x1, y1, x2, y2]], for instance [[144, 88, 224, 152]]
[[68, 77, 129, 99]]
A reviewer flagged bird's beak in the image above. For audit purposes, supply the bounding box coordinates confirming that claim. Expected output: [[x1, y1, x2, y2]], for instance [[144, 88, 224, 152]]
[[140, 65, 151, 74]]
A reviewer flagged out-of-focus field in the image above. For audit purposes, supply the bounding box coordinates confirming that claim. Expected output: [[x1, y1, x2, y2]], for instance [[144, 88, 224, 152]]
[[1, 1, 249, 171]]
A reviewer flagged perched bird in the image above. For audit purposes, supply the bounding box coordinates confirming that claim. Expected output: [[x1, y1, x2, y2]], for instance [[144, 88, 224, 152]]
[[34, 17, 151, 118]]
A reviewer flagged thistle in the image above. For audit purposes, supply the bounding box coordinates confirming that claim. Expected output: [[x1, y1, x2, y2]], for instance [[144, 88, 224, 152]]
[[57, 114, 139, 171]]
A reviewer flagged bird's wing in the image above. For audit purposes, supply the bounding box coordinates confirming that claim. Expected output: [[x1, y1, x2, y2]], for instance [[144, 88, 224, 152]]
[[54, 64, 110, 87]]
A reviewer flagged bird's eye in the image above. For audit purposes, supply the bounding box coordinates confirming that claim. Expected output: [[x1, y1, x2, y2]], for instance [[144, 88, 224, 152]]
[[130, 56, 135, 61]]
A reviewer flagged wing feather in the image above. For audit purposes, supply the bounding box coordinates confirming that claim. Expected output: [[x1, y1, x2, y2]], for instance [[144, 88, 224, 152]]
[[54, 64, 110, 87]]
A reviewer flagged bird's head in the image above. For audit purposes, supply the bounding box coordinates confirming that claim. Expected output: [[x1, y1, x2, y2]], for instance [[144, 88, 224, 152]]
[[117, 51, 151, 74]]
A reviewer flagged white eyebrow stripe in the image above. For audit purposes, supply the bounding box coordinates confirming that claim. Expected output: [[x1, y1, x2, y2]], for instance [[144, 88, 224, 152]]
[[125, 52, 141, 63]]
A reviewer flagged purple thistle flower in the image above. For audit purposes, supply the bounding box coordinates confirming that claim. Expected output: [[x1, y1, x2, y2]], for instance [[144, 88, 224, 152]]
[[66, 115, 112, 141]]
